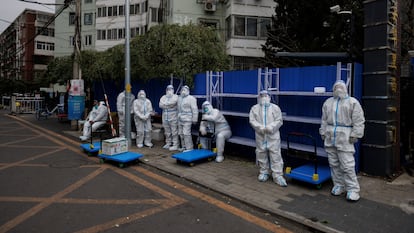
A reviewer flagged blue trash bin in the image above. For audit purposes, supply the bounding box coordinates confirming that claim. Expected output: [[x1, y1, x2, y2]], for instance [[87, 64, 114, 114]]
[[68, 95, 85, 120]]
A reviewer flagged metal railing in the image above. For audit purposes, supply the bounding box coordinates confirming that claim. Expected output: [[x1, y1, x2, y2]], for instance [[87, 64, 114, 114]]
[[9, 96, 45, 114]]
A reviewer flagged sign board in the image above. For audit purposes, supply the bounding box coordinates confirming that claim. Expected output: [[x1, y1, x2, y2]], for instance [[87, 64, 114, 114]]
[[70, 79, 84, 96], [68, 95, 85, 120]]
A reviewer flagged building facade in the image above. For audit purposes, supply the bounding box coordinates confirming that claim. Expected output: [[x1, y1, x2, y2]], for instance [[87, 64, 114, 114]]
[[54, 0, 96, 57], [54, 0, 276, 69], [0, 9, 55, 82]]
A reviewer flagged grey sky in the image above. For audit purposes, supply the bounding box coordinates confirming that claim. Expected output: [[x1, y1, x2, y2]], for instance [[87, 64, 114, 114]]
[[0, 0, 55, 34]]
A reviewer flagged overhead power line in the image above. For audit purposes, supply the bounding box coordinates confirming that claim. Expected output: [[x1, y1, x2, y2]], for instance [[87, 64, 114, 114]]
[[18, 0, 64, 6]]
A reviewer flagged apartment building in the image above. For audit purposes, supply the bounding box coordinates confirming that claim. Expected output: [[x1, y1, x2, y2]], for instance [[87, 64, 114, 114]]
[[162, 0, 275, 70], [54, 0, 275, 70], [0, 9, 55, 81], [54, 0, 96, 57]]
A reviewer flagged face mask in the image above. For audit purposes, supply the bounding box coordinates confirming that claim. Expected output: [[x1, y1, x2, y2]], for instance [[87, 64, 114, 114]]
[[203, 107, 209, 113], [181, 89, 189, 97], [166, 89, 173, 96], [94, 105, 98, 110], [260, 96, 270, 106], [333, 85, 347, 99]]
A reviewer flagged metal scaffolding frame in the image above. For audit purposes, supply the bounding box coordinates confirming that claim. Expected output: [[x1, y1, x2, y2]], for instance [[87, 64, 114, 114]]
[[202, 62, 353, 157], [205, 62, 352, 113]]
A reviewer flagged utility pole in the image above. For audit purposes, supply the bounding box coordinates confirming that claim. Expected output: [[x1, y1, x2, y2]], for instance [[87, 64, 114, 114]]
[[124, 0, 132, 147], [69, 0, 84, 130], [73, 0, 81, 80]]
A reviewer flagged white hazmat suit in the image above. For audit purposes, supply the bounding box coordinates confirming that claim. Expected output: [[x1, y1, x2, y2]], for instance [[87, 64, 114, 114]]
[[133, 90, 153, 148], [80, 101, 108, 141], [199, 101, 232, 163], [177, 85, 198, 151], [116, 90, 135, 138], [319, 80, 365, 201], [249, 90, 287, 187], [159, 85, 179, 151]]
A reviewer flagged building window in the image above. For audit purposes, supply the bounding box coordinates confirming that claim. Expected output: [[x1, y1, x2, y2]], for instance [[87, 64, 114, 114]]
[[112, 29, 118, 39], [129, 4, 141, 15], [69, 36, 75, 46], [143, 1, 148, 13], [230, 16, 271, 39], [119, 5, 124, 16], [118, 28, 125, 39], [246, 18, 257, 37], [131, 27, 142, 37], [85, 35, 92, 46], [260, 18, 271, 38], [102, 7, 107, 17], [108, 6, 113, 17], [84, 0, 92, 4], [234, 16, 245, 36], [37, 14, 51, 22], [107, 29, 118, 40], [135, 4, 141, 14], [225, 17, 231, 40], [36, 41, 44, 50], [107, 6, 118, 17], [130, 4, 135, 15], [150, 8, 158, 22], [84, 13, 93, 25], [69, 12, 76, 25], [131, 27, 137, 38], [107, 29, 112, 40], [36, 27, 54, 36], [97, 30, 106, 40], [199, 19, 219, 29]]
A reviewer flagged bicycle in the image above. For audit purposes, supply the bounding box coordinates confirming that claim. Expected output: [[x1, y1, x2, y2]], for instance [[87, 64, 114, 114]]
[[35, 103, 64, 120]]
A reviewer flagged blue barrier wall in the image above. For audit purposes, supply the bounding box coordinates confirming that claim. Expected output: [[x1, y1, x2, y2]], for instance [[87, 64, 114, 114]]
[[91, 63, 362, 167]]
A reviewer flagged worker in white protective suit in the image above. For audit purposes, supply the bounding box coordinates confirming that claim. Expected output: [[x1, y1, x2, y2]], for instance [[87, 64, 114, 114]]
[[133, 90, 154, 148], [80, 100, 108, 141], [199, 101, 232, 163], [249, 90, 287, 187], [159, 85, 179, 151], [177, 85, 198, 151], [116, 90, 136, 138], [319, 80, 365, 202]]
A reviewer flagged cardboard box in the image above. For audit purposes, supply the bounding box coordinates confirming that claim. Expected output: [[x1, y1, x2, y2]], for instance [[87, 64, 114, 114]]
[[151, 128, 165, 141], [102, 137, 128, 155]]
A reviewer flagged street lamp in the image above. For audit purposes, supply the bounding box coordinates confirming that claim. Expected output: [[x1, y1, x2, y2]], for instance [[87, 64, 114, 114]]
[[330, 5, 354, 61]]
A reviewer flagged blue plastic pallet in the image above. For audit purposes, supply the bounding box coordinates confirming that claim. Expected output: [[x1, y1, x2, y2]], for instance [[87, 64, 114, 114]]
[[172, 149, 216, 166], [285, 163, 331, 188], [80, 142, 101, 156], [98, 151, 143, 168]]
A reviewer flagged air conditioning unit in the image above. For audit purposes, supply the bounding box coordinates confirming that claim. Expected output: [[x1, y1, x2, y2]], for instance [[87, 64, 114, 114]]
[[205, 0, 216, 12]]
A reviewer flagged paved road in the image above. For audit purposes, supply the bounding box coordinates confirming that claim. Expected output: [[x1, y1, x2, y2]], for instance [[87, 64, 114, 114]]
[[0, 112, 312, 233], [3, 111, 414, 233]]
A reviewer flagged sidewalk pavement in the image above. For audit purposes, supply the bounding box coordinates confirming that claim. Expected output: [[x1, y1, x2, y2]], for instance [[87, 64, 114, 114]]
[[15, 112, 414, 233], [129, 143, 414, 233]]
